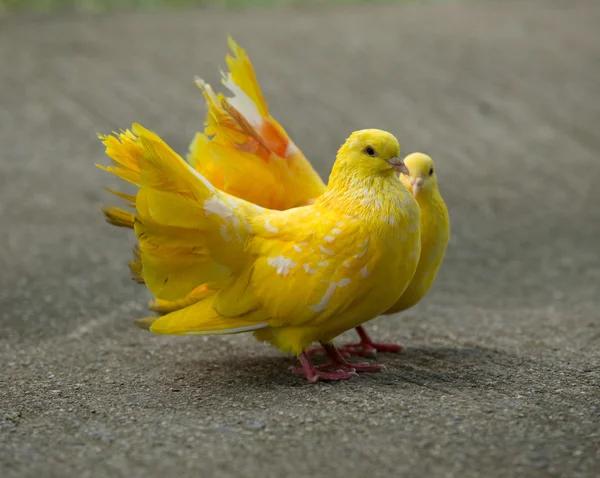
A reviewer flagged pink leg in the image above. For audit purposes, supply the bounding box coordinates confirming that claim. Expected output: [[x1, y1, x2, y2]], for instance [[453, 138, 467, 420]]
[[321, 343, 384, 373], [291, 352, 357, 383], [339, 326, 404, 357]]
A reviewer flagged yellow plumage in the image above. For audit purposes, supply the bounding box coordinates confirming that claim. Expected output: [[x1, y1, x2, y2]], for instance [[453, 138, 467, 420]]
[[99, 124, 420, 380]]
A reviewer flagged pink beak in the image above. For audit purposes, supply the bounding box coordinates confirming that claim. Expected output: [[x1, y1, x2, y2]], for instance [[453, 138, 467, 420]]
[[411, 177, 424, 196]]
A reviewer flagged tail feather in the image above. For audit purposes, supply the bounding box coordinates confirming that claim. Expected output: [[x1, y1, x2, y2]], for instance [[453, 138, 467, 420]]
[[190, 38, 326, 210], [98, 123, 260, 301], [105, 189, 136, 206], [96, 130, 141, 186], [222, 36, 269, 120], [149, 283, 216, 315], [103, 206, 135, 228], [135, 294, 269, 336], [196, 79, 252, 148]]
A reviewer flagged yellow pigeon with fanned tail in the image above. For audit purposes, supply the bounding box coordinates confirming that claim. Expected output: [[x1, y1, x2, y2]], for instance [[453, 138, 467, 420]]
[[188, 39, 450, 357], [99, 125, 421, 382]]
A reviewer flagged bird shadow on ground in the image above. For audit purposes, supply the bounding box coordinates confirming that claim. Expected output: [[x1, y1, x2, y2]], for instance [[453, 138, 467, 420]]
[[173, 344, 533, 394], [371, 345, 529, 393]]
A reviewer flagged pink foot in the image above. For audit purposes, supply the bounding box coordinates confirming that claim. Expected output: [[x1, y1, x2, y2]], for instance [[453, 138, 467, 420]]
[[292, 352, 357, 383], [321, 343, 384, 373], [339, 326, 404, 357]]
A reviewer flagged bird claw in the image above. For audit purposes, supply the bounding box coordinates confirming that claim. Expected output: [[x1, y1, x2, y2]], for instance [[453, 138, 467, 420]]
[[291, 365, 358, 382], [318, 363, 369, 377], [346, 361, 384, 373]]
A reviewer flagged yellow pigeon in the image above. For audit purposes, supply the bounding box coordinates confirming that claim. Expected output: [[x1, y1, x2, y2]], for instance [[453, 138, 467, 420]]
[[186, 38, 450, 356], [99, 125, 421, 382]]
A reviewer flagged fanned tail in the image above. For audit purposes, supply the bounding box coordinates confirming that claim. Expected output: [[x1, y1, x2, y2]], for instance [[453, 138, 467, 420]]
[[97, 123, 259, 302], [190, 37, 326, 211]]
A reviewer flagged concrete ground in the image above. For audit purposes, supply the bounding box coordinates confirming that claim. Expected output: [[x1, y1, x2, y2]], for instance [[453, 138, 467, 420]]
[[1, 1, 599, 477]]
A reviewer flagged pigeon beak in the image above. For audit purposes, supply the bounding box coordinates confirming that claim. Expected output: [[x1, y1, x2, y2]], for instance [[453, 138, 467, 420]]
[[411, 177, 424, 196], [387, 157, 410, 176]]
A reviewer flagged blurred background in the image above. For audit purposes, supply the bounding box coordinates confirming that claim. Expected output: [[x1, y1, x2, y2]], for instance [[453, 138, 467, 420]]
[[1, 1, 599, 477], [5, 0, 432, 14]]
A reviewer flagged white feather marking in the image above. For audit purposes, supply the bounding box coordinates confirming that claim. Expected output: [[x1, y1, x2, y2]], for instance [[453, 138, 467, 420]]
[[331, 228, 342, 235], [285, 141, 299, 157], [184, 323, 268, 335], [354, 247, 367, 259], [267, 255, 297, 276], [335, 221, 345, 227], [309, 281, 338, 312], [223, 195, 239, 210], [230, 215, 243, 242], [337, 278, 351, 288], [317, 261, 328, 268], [221, 74, 263, 126], [265, 219, 278, 233], [324, 235, 335, 243], [293, 244, 303, 252], [219, 224, 232, 242], [204, 196, 232, 219], [353, 238, 370, 259], [360, 265, 370, 278], [319, 245, 334, 256], [342, 260, 352, 268], [303, 263, 317, 274]]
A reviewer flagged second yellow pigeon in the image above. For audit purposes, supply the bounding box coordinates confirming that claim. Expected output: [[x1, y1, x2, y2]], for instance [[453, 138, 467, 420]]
[[188, 39, 450, 356]]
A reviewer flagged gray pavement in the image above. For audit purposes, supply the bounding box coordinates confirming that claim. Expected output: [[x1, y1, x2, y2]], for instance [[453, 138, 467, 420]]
[[1, 1, 599, 477]]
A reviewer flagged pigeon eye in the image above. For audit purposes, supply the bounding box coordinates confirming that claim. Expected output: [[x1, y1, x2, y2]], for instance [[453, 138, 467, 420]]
[[364, 146, 377, 157], [429, 167, 434, 176]]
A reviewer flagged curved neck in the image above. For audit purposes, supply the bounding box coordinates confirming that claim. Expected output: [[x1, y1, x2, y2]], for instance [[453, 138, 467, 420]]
[[317, 166, 408, 218]]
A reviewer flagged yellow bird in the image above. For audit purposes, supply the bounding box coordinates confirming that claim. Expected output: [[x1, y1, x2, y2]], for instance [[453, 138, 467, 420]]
[[99, 125, 421, 382], [186, 39, 450, 356]]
